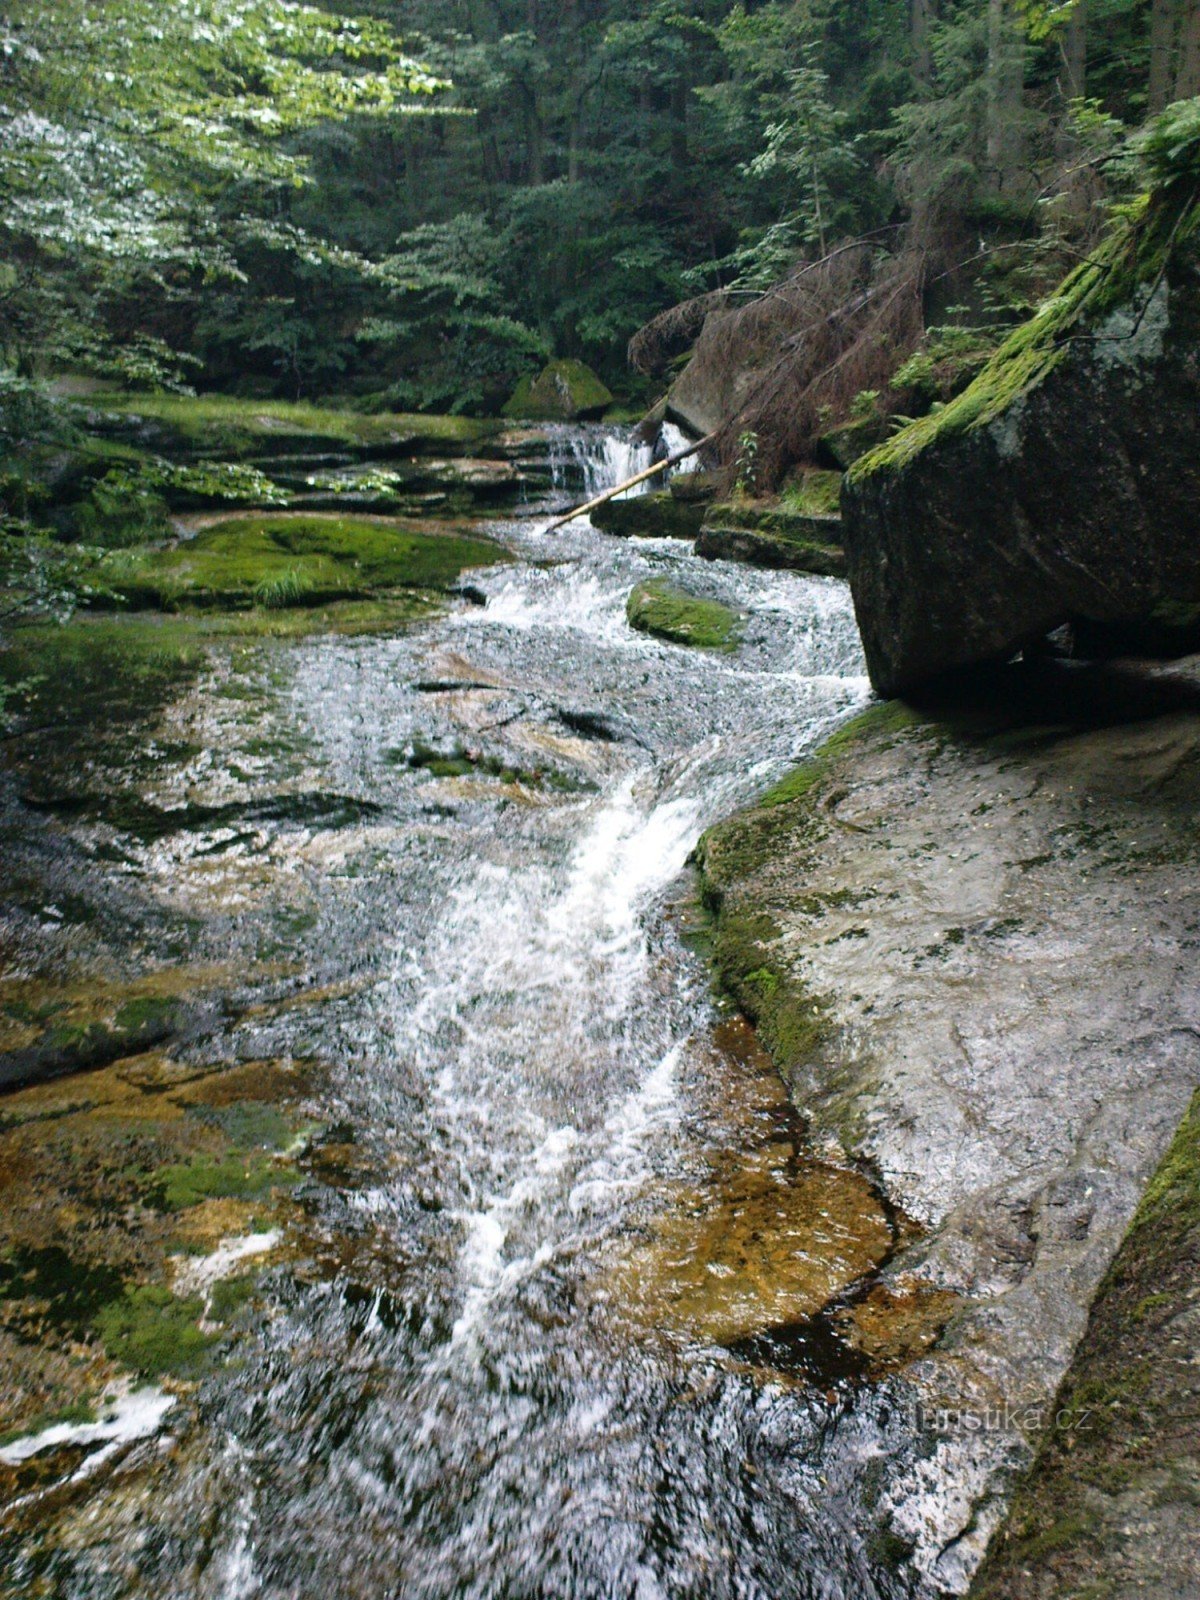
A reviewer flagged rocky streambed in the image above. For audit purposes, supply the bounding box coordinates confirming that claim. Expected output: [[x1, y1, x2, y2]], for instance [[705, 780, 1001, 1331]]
[[698, 664, 1200, 1593], [1, 401, 1197, 1598]]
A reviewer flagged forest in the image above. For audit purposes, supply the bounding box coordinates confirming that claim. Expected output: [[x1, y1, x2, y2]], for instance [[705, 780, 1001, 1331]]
[[3, 1, 1199, 434], [2, 5, 1200, 1595]]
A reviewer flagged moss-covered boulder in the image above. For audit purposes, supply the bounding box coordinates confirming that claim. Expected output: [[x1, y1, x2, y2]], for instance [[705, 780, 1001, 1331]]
[[86, 392, 504, 461], [842, 143, 1200, 696], [591, 491, 705, 540], [696, 501, 845, 577], [502, 359, 613, 422], [625, 579, 741, 650], [90, 513, 506, 612]]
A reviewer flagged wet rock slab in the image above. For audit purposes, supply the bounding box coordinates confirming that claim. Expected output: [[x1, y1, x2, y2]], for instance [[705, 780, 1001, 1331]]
[[696, 502, 846, 577], [968, 1089, 1200, 1600], [696, 659, 1200, 1591]]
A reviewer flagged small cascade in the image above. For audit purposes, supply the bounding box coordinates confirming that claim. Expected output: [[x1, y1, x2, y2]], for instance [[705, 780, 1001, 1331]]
[[546, 421, 701, 502]]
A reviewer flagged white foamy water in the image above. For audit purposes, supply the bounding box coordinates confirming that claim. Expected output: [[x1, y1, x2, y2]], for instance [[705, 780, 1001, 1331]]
[[12, 427, 925, 1600], [547, 421, 699, 502]]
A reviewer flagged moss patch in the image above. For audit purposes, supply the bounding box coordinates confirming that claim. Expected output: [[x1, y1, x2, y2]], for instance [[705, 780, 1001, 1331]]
[[851, 182, 1200, 482], [90, 513, 506, 613], [591, 492, 704, 540], [779, 470, 843, 518], [88, 392, 501, 458], [93, 1284, 214, 1378], [149, 1151, 299, 1211], [502, 359, 613, 421], [626, 579, 742, 651], [760, 702, 920, 808]]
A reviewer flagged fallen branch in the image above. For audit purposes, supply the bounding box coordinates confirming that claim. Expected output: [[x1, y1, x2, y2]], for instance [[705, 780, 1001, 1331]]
[[544, 432, 714, 534]]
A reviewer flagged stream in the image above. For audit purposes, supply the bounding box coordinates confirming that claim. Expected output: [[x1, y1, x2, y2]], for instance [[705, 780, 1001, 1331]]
[[0, 430, 953, 1599]]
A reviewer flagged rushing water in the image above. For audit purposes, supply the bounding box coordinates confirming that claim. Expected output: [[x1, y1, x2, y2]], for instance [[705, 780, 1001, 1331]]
[[0, 434, 959, 1599], [544, 422, 699, 501]]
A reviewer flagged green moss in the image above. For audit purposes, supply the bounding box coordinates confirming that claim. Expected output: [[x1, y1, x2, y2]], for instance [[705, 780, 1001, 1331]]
[[626, 579, 742, 651], [502, 359, 613, 421], [779, 470, 843, 518], [0, 615, 205, 736], [850, 184, 1200, 482], [149, 1151, 299, 1211], [1129, 1088, 1200, 1234], [90, 513, 506, 612], [1008, 1512, 1094, 1564], [94, 1284, 214, 1377], [708, 905, 832, 1070], [188, 1101, 298, 1152], [761, 702, 919, 808], [88, 392, 501, 456], [591, 491, 704, 540]]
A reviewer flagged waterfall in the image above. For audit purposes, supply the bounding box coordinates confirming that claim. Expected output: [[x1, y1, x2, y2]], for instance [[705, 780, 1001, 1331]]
[[546, 421, 700, 501]]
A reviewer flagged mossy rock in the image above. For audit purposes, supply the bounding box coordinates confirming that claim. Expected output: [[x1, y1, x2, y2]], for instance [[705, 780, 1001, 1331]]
[[842, 164, 1200, 695], [94, 1284, 215, 1378], [969, 1090, 1200, 1599], [781, 469, 843, 518], [0, 995, 183, 1091], [149, 1150, 300, 1210], [90, 513, 507, 613], [502, 359, 613, 422], [697, 501, 845, 577], [625, 579, 741, 651], [591, 491, 705, 540], [86, 392, 503, 461], [818, 415, 892, 470]]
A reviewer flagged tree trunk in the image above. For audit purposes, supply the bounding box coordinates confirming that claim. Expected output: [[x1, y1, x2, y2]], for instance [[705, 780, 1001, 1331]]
[[986, 0, 1024, 189], [527, 102, 545, 185], [568, 107, 582, 183], [911, 0, 936, 88], [1061, 1, 1087, 100], [1174, 0, 1200, 98], [1149, 0, 1180, 114], [670, 77, 689, 170]]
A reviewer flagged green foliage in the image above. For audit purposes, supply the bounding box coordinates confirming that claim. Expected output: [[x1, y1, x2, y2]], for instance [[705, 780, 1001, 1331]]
[[735, 429, 759, 496], [1132, 96, 1200, 185], [0, 0, 442, 384], [73, 469, 170, 547], [0, 0, 1190, 427]]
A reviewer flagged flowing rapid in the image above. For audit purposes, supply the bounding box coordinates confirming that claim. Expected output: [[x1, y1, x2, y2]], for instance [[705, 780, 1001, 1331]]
[[3, 432, 950, 1600]]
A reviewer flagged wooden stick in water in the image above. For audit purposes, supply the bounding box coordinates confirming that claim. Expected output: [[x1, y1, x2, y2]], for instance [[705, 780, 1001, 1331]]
[[544, 432, 714, 533]]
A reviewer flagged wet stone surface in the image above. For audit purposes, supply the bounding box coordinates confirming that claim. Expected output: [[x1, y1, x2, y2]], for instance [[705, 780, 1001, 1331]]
[[0, 431, 994, 1599]]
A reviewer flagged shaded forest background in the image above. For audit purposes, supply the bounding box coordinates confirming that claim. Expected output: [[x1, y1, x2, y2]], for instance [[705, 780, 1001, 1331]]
[[2, 0, 1199, 430]]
